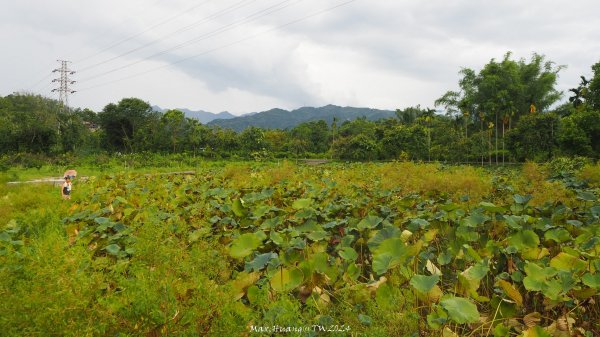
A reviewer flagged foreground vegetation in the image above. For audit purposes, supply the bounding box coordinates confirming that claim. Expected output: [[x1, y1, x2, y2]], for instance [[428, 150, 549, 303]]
[[1, 159, 600, 336]]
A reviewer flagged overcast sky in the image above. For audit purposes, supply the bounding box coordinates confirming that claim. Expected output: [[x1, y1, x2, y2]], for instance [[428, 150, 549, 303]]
[[2, 0, 599, 115]]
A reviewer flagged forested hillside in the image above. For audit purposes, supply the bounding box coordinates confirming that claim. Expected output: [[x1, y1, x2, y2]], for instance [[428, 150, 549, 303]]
[[1, 53, 599, 164]]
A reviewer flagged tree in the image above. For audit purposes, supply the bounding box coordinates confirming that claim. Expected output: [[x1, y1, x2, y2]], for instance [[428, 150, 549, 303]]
[[436, 52, 563, 163], [98, 98, 154, 151], [506, 113, 559, 161]]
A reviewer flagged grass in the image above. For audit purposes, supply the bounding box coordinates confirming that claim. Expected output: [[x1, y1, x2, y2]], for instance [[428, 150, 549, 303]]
[[1, 159, 597, 336]]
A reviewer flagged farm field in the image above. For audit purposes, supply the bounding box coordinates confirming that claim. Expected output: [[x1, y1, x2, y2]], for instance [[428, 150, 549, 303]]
[[1, 160, 600, 336]]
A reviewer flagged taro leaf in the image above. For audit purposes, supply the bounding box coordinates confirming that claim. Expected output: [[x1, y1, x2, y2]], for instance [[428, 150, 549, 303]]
[[367, 227, 401, 250], [292, 198, 312, 210], [522, 326, 552, 337], [566, 220, 583, 227], [357, 215, 384, 230], [113, 223, 127, 232], [591, 206, 600, 218], [544, 228, 571, 243], [252, 205, 272, 218], [410, 274, 440, 294], [479, 202, 506, 213], [408, 218, 430, 231], [188, 228, 210, 243], [372, 237, 414, 275], [245, 252, 277, 272], [461, 212, 490, 227], [508, 230, 540, 251], [311, 252, 330, 273], [232, 199, 247, 217], [582, 273, 600, 289], [497, 279, 523, 307], [230, 232, 266, 259], [338, 247, 358, 261], [94, 217, 111, 225], [358, 314, 372, 326], [437, 251, 453, 266], [232, 271, 260, 300], [260, 216, 283, 230], [513, 194, 532, 205], [346, 263, 360, 280], [105, 244, 121, 256], [581, 237, 600, 251], [523, 262, 557, 292], [270, 267, 303, 292], [246, 285, 261, 304], [504, 215, 523, 230], [270, 231, 284, 246], [307, 230, 329, 242], [0, 232, 10, 242], [440, 297, 480, 324], [576, 191, 597, 202], [549, 252, 586, 272], [426, 306, 448, 329]]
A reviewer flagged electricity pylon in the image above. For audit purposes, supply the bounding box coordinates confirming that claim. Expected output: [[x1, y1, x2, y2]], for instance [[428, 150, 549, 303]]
[[51, 60, 76, 110]]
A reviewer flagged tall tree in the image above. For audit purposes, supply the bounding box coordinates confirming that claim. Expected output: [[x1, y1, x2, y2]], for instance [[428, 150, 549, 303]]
[[98, 98, 154, 152]]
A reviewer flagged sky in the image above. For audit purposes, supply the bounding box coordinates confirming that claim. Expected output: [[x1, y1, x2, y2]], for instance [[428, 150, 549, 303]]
[[2, 0, 599, 115]]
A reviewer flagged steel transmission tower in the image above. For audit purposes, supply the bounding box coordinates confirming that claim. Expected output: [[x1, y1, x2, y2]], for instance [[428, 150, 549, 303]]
[[51, 60, 76, 109]]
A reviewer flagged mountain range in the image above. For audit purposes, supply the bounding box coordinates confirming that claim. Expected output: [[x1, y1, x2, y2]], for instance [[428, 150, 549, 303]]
[[153, 105, 396, 131], [152, 106, 235, 124]]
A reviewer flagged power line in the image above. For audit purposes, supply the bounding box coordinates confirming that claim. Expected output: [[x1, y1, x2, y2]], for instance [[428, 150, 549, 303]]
[[77, 0, 256, 73], [74, 0, 210, 65], [78, 0, 358, 92], [15, 0, 164, 93], [78, 0, 304, 83], [71, 0, 168, 64]]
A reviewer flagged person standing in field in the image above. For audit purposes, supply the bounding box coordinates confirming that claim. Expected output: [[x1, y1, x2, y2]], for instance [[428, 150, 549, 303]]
[[61, 176, 72, 200]]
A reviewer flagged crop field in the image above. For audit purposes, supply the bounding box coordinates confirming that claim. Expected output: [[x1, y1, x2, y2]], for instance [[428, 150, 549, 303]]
[[1, 160, 600, 336]]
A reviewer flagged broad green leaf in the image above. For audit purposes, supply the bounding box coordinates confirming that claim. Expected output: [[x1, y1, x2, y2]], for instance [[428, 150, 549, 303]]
[[367, 227, 400, 250], [508, 230, 540, 251], [582, 273, 600, 289], [372, 237, 409, 275], [426, 306, 448, 329], [245, 253, 277, 272], [105, 244, 121, 255], [576, 191, 597, 201], [440, 297, 480, 324], [188, 228, 210, 243], [94, 217, 111, 225], [292, 198, 312, 210], [306, 230, 329, 241], [544, 228, 572, 243], [232, 271, 260, 300], [270, 231, 284, 246], [523, 262, 557, 292], [460, 212, 490, 228], [358, 314, 372, 326], [513, 194, 532, 205], [479, 202, 506, 213], [270, 267, 303, 292], [410, 274, 440, 294], [549, 252, 586, 272], [338, 247, 358, 261], [357, 215, 383, 230], [232, 199, 246, 217], [230, 232, 265, 258]]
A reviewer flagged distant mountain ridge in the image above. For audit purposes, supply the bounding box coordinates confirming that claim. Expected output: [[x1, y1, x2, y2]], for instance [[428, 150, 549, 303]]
[[208, 105, 396, 131], [152, 105, 235, 124]]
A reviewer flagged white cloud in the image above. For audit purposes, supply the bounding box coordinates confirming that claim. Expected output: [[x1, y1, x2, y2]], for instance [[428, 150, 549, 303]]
[[2, 0, 600, 115]]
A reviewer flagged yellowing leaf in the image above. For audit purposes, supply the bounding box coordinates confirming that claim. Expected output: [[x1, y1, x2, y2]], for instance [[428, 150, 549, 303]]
[[498, 279, 523, 307]]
